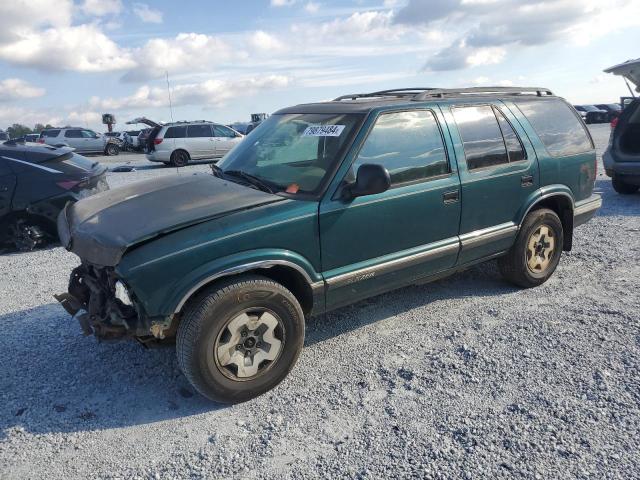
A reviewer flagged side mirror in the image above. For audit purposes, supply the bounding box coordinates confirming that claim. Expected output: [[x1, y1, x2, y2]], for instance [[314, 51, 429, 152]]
[[343, 163, 391, 200]]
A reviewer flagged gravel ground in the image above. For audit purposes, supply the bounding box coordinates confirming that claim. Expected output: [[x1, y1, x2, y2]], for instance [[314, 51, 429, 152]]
[[1, 125, 639, 479]]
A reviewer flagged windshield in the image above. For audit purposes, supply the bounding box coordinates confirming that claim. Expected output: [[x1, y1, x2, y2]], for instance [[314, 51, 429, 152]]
[[218, 113, 363, 196]]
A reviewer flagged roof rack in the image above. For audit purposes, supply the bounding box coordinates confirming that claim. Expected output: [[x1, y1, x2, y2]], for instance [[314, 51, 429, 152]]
[[333, 86, 554, 102]]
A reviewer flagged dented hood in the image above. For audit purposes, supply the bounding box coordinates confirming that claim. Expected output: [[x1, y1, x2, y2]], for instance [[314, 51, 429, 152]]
[[58, 173, 282, 266]]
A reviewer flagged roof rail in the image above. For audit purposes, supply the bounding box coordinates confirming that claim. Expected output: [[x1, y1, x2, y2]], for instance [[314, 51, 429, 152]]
[[333, 86, 554, 102], [411, 86, 553, 101], [333, 88, 437, 101]]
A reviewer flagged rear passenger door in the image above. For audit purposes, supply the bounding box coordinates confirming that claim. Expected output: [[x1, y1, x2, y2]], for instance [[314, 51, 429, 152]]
[[186, 124, 215, 159], [444, 102, 538, 264], [320, 108, 461, 309], [63, 129, 83, 150]]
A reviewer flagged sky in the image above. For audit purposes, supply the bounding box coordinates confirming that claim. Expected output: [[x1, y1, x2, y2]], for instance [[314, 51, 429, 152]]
[[0, 0, 638, 132]]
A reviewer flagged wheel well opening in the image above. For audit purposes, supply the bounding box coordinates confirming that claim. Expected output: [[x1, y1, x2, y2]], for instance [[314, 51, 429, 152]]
[[255, 266, 314, 315], [531, 196, 574, 251], [171, 149, 190, 160]]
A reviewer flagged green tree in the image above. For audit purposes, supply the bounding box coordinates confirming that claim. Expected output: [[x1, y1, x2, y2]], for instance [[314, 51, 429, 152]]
[[6, 124, 32, 138]]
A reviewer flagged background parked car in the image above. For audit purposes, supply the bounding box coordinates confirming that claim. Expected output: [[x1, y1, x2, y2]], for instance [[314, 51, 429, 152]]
[[146, 121, 244, 166], [0, 130, 8, 141], [0, 141, 108, 251], [38, 127, 120, 156], [12, 133, 40, 143], [573, 105, 608, 124], [595, 103, 623, 122]]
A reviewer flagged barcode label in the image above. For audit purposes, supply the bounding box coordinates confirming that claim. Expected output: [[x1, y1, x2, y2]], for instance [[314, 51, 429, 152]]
[[302, 125, 345, 137]]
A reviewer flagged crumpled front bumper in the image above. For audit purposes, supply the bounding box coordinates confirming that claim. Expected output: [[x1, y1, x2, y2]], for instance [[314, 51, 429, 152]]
[[55, 264, 140, 340]]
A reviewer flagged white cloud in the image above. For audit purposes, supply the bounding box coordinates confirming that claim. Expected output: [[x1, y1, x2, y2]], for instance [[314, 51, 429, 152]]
[[133, 3, 163, 24], [0, 79, 45, 102], [0, 24, 135, 72], [0, 0, 73, 42], [304, 2, 320, 13], [466, 47, 506, 67], [80, 0, 123, 17], [271, 0, 296, 6], [247, 31, 286, 53], [91, 75, 290, 110]]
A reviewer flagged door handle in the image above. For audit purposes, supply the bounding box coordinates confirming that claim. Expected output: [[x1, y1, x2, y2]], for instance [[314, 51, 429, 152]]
[[443, 190, 459, 204], [521, 175, 534, 187]]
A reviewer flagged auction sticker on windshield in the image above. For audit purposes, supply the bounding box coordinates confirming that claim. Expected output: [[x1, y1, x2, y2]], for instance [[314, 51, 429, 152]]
[[302, 125, 345, 137]]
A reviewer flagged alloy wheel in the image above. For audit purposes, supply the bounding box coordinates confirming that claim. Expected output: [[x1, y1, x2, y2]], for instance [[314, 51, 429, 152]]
[[214, 309, 284, 381], [526, 224, 556, 273]]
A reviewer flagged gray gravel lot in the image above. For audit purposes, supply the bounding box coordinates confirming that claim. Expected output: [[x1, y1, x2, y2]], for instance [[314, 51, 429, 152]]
[[1, 125, 639, 479]]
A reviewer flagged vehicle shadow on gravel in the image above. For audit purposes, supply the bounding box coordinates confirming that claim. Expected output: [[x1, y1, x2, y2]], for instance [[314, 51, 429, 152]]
[[306, 261, 517, 347], [0, 303, 222, 439]]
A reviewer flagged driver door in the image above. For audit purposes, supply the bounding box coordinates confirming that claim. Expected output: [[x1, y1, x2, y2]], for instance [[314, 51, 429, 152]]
[[319, 108, 462, 310]]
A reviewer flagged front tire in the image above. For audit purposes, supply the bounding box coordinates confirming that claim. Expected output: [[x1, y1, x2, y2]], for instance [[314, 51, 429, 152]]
[[612, 175, 639, 195], [498, 208, 563, 288], [176, 275, 305, 403], [105, 143, 120, 156]]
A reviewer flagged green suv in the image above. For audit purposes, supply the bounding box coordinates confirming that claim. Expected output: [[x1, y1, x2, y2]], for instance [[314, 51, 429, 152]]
[[56, 87, 601, 403]]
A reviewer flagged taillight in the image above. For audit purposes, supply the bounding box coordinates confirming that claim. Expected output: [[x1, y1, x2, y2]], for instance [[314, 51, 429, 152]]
[[37, 138, 45, 143], [56, 180, 82, 190], [154, 138, 163, 145], [610, 117, 619, 129]]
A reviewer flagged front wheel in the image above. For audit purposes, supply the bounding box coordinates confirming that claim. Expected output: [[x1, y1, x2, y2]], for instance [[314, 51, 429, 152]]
[[498, 208, 563, 288], [612, 175, 639, 195], [176, 275, 305, 403], [105, 143, 119, 156]]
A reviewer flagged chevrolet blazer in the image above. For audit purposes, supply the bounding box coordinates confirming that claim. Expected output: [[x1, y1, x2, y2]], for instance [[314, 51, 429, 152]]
[[56, 87, 602, 403]]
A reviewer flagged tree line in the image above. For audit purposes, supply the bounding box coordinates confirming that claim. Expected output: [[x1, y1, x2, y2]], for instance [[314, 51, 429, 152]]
[[2, 123, 55, 138]]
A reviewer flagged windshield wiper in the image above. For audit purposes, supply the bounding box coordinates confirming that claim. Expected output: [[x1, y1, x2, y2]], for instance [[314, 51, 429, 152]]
[[210, 163, 224, 178], [223, 170, 277, 194]]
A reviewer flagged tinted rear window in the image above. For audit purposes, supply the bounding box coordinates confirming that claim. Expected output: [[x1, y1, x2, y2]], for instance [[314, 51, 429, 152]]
[[517, 100, 593, 156], [452, 105, 509, 170], [43, 130, 61, 137], [64, 130, 82, 138], [164, 126, 187, 138], [187, 124, 212, 138]]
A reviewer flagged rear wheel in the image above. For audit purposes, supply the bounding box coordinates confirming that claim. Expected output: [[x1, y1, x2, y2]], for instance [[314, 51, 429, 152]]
[[170, 150, 189, 167], [176, 275, 305, 403], [498, 208, 563, 288], [105, 143, 119, 156], [612, 175, 639, 195]]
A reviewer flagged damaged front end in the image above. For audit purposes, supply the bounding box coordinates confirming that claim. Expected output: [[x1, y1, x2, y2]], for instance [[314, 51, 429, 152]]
[[55, 264, 147, 341]]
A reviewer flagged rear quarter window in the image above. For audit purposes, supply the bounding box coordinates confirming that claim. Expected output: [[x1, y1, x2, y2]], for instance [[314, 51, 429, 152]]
[[516, 99, 593, 156], [43, 129, 61, 137], [164, 126, 187, 138]]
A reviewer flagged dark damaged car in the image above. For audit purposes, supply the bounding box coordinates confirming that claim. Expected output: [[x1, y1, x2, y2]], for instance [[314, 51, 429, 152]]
[[0, 140, 108, 251], [56, 87, 600, 404]]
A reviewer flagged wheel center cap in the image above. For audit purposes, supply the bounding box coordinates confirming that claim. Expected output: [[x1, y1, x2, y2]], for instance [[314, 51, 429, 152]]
[[243, 337, 256, 349]]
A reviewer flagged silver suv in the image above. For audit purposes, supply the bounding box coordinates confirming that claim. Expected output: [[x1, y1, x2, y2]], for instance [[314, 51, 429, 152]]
[[146, 121, 244, 167], [38, 127, 120, 156]]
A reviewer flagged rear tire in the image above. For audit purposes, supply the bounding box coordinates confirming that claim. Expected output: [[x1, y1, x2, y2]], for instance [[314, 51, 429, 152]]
[[498, 208, 563, 288], [612, 175, 639, 195], [170, 150, 189, 167], [176, 275, 305, 403]]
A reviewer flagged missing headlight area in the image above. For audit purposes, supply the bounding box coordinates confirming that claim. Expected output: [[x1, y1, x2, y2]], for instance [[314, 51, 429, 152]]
[[55, 264, 140, 340]]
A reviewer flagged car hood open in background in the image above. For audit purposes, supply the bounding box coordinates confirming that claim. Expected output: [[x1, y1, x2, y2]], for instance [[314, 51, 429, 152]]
[[58, 174, 284, 266], [604, 58, 640, 90]]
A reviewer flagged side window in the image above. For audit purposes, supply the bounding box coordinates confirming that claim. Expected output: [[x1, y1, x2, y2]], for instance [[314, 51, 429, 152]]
[[64, 130, 82, 138], [164, 126, 186, 138], [81, 130, 97, 138], [187, 124, 213, 138], [213, 125, 236, 137], [43, 129, 60, 137], [352, 110, 450, 185], [495, 108, 526, 162], [516, 99, 593, 156], [452, 105, 508, 170]]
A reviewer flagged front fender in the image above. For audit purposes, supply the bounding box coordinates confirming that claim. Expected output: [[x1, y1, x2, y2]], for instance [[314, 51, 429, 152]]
[[126, 249, 323, 318]]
